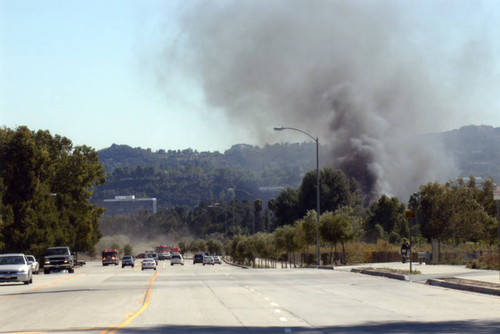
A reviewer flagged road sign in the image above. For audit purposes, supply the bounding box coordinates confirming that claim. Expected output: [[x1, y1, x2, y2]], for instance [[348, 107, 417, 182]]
[[494, 186, 500, 201], [405, 210, 416, 219]]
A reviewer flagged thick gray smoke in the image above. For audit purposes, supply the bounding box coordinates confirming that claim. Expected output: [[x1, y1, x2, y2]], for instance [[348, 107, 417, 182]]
[[161, 0, 493, 203]]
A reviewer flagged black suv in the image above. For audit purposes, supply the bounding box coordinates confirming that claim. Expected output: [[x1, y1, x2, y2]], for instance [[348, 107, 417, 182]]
[[193, 253, 204, 264]]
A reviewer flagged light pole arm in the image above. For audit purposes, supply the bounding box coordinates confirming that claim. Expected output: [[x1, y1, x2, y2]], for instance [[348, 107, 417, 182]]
[[273, 127, 317, 143]]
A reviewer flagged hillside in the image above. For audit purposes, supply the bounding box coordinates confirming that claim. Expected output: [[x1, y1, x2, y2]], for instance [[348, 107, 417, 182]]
[[437, 125, 500, 182], [93, 142, 322, 209], [92, 125, 500, 210]]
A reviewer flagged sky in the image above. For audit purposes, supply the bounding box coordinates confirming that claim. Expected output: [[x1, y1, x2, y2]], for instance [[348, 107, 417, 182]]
[[2, 0, 500, 154], [1, 0, 229, 152]]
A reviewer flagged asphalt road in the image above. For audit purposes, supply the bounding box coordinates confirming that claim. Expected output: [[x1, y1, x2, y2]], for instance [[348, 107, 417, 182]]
[[1, 260, 499, 334]]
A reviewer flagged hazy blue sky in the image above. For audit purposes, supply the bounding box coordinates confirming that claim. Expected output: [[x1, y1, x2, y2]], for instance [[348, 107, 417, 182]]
[[2, 0, 500, 153]]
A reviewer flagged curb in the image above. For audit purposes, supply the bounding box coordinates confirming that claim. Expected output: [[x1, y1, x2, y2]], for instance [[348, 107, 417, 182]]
[[304, 265, 335, 270], [222, 258, 250, 269], [351, 268, 407, 281], [351, 268, 500, 297], [426, 278, 500, 297]]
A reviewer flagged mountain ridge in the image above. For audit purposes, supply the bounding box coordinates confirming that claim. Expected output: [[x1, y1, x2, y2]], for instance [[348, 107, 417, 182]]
[[93, 125, 500, 209]]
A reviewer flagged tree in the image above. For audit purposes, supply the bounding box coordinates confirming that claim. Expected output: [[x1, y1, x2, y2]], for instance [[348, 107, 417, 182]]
[[294, 210, 318, 260], [271, 187, 300, 228], [206, 239, 224, 255], [417, 178, 496, 244], [320, 207, 358, 264], [251, 232, 275, 267], [271, 168, 361, 229], [227, 235, 256, 265], [253, 199, 263, 233], [273, 225, 299, 267], [418, 182, 450, 241], [444, 178, 495, 244], [0, 127, 105, 256], [299, 168, 361, 215], [123, 244, 133, 255], [190, 239, 207, 252], [178, 237, 193, 254], [364, 195, 407, 243]]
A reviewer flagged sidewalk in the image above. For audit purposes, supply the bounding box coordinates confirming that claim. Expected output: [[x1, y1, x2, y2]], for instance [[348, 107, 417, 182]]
[[336, 261, 500, 296]]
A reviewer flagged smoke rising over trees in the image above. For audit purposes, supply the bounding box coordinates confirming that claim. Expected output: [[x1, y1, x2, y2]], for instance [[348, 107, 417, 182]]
[[161, 0, 500, 201]]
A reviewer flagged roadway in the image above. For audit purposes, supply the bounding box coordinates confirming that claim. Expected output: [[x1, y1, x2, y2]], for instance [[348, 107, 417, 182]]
[[0, 260, 499, 333]]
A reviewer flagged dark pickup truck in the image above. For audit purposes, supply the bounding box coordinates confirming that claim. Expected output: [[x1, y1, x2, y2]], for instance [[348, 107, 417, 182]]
[[43, 246, 75, 274]]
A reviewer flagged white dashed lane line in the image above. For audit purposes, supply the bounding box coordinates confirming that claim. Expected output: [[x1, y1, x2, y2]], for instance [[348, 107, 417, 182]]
[[228, 276, 306, 331]]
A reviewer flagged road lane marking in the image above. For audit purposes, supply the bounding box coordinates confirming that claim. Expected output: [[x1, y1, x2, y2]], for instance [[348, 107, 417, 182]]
[[100, 270, 159, 334]]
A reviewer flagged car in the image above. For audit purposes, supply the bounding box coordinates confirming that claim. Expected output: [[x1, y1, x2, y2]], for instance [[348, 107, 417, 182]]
[[141, 258, 157, 271], [122, 255, 134, 268], [146, 253, 159, 264], [203, 256, 215, 266], [170, 253, 184, 266], [193, 252, 205, 264], [135, 253, 146, 259], [25, 255, 40, 274], [213, 255, 222, 264], [0, 254, 33, 285]]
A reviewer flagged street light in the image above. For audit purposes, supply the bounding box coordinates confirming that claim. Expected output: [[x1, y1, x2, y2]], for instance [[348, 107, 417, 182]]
[[274, 126, 321, 267]]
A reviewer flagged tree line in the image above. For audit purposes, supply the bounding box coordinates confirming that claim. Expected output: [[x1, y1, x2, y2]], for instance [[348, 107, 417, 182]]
[[100, 169, 498, 266], [0, 126, 105, 258]]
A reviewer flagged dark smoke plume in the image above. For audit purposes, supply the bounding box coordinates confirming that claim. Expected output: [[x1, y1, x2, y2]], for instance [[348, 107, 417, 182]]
[[160, 0, 496, 203]]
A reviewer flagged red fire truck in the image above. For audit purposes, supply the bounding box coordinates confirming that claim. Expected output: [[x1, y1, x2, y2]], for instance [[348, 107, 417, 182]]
[[154, 245, 171, 254], [102, 249, 120, 266]]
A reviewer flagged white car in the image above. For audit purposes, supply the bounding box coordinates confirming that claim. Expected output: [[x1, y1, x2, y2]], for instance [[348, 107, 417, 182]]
[[170, 253, 184, 266], [213, 255, 222, 264], [141, 258, 157, 271], [0, 254, 33, 285], [203, 256, 215, 266], [25, 255, 39, 274]]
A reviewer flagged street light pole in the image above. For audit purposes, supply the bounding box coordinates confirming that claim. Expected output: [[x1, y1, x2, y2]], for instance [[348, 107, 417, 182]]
[[274, 126, 321, 267]]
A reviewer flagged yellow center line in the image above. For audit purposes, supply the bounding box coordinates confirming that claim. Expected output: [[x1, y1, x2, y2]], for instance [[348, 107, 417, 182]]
[[100, 270, 159, 334]]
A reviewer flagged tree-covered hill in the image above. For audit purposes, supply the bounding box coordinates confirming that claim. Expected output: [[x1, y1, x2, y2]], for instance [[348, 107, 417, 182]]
[[436, 125, 500, 181], [93, 143, 323, 209], [92, 125, 500, 210]]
